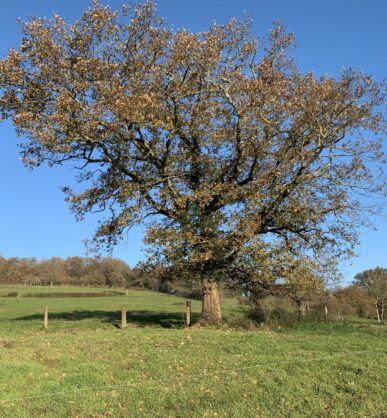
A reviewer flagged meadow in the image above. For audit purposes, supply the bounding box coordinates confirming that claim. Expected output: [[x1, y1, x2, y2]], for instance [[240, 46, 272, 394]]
[[0, 286, 386, 417]]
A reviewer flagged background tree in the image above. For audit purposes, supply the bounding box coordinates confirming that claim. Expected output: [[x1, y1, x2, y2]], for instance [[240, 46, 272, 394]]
[[354, 267, 387, 322], [64, 256, 85, 283], [331, 285, 372, 319], [40, 257, 68, 285], [0, 256, 6, 282], [277, 259, 326, 318], [227, 245, 329, 319], [0, 2, 385, 322], [93, 256, 131, 287], [1, 257, 40, 285]]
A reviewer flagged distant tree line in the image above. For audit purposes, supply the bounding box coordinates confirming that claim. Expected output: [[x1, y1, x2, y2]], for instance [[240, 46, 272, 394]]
[[0, 256, 131, 287], [1, 253, 385, 323]]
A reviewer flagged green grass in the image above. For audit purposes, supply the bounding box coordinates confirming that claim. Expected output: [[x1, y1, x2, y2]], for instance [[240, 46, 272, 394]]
[[0, 287, 386, 417]]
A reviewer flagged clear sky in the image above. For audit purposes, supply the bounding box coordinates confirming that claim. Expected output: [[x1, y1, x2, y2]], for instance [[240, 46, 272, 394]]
[[0, 0, 386, 282]]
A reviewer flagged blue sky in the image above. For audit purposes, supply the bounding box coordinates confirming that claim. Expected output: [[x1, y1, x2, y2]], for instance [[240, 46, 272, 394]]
[[0, 0, 385, 282]]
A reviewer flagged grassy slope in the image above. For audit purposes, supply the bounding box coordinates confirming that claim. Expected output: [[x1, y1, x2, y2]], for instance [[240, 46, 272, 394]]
[[0, 287, 386, 418]]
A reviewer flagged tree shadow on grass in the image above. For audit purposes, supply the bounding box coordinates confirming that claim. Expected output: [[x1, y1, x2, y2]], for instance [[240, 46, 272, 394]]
[[13, 310, 200, 328]]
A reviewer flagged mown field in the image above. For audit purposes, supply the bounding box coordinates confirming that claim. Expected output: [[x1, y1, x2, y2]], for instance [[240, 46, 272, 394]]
[[0, 286, 386, 418]]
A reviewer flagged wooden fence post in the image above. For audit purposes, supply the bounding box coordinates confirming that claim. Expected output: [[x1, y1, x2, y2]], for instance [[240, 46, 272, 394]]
[[121, 305, 127, 328], [125, 288, 129, 296], [185, 300, 191, 327], [43, 305, 48, 329]]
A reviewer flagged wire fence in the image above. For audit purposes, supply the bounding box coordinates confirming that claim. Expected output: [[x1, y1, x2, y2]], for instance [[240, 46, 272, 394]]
[[0, 348, 385, 404]]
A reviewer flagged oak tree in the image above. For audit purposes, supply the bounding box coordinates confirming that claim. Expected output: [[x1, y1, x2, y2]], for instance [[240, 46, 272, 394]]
[[0, 2, 385, 322]]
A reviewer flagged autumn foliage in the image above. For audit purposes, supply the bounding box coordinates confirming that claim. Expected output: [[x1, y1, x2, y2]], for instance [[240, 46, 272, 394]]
[[0, 255, 131, 287], [0, 2, 385, 322]]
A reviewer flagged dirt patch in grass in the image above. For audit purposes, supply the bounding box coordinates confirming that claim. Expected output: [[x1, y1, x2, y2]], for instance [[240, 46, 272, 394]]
[[0, 339, 15, 349]]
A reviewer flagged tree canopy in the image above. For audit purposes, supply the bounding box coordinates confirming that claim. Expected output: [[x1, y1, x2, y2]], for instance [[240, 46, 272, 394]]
[[0, 1, 385, 322], [354, 267, 387, 322]]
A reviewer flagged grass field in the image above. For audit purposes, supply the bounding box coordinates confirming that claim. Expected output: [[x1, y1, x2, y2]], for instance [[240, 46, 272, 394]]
[[0, 286, 386, 417]]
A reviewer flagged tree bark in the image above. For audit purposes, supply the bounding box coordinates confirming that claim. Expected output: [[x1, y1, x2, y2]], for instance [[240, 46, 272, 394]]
[[201, 279, 221, 324], [338, 309, 344, 321], [376, 305, 381, 323], [296, 299, 307, 318]]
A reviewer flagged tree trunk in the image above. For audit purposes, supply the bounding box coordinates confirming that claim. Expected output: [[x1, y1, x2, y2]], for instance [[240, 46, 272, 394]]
[[296, 300, 307, 319], [376, 306, 381, 323], [338, 309, 344, 321], [201, 279, 221, 324]]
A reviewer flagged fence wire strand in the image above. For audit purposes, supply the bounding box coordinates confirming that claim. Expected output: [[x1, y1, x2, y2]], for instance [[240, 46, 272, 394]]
[[0, 348, 385, 404]]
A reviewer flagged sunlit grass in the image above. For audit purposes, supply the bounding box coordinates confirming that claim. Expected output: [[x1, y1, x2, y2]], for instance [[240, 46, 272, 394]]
[[0, 287, 386, 417]]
